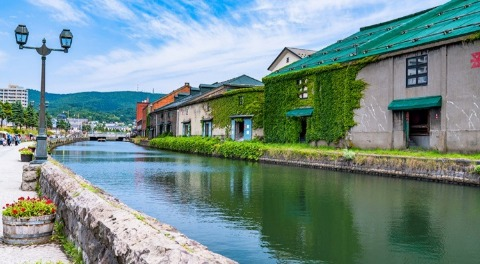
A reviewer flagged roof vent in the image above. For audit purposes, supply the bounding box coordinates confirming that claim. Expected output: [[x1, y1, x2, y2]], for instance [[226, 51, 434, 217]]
[[443, 29, 452, 35], [386, 27, 392, 31], [322, 51, 328, 55], [363, 50, 369, 54], [401, 30, 408, 35], [352, 44, 359, 47], [302, 65, 307, 68], [354, 36, 359, 40], [289, 67, 294, 71], [452, 16, 459, 21], [337, 39, 343, 43], [464, 4, 471, 8], [386, 44, 392, 49], [349, 52, 356, 57], [332, 57, 338, 61], [317, 61, 324, 65], [425, 24, 432, 28], [437, 12, 443, 16], [335, 48, 341, 52], [412, 38, 419, 42]]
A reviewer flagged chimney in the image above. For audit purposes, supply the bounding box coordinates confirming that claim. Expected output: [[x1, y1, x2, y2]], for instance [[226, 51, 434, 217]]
[[185, 82, 190, 86]]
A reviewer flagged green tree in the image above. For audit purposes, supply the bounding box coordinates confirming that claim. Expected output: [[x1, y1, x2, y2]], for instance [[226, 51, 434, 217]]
[[0, 101, 12, 127], [57, 119, 71, 131], [11, 101, 24, 128], [0, 102, 4, 127], [46, 112, 52, 129], [82, 123, 91, 132], [24, 103, 37, 129]]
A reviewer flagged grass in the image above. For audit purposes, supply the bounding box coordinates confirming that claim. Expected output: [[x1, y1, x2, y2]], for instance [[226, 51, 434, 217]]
[[52, 221, 83, 264], [262, 142, 480, 160], [134, 213, 145, 221]]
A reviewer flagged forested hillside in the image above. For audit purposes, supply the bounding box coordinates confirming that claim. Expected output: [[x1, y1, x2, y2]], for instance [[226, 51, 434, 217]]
[[28, 90, 164, 123]]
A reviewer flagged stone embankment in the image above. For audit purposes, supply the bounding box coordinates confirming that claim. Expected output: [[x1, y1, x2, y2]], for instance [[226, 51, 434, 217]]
[[37, 161, 236, 264], [136, 138, 480, 186], [48, 137, 87, 149], [260, 152, 480, 186]]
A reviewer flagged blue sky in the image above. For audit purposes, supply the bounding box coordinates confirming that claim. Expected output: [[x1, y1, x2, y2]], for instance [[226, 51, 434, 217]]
[[0, 0, 448, 94]]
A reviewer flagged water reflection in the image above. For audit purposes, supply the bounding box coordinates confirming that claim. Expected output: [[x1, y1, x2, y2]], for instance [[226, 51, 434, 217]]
[[52, 141, 480, 264], [389, 187, 444, 260]]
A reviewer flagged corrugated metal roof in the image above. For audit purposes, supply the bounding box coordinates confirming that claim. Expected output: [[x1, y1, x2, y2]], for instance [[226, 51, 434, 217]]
[[269, 0, 480, 77], [200, 74, 263, 88]]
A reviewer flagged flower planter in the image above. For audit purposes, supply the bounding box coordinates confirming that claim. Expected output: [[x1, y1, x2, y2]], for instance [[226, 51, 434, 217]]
[[20, 153, 33, 162], [2, 214, 55, 245]]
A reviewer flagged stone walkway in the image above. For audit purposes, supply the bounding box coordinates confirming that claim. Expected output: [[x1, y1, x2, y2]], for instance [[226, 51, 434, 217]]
[[0, 142, 71, 264]]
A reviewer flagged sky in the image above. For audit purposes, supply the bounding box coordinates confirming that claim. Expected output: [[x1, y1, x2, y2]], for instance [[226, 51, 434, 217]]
[[0, 0, 449, 94]]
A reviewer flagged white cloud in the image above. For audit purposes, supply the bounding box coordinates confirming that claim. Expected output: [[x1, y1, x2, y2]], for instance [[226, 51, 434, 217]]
[[50, 0, 449, 93], [27, 0, 88, 24], [84, 0, 136, 21]]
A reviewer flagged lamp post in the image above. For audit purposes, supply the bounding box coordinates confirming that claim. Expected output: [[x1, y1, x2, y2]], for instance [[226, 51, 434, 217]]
[[15, 24, 73, 164]]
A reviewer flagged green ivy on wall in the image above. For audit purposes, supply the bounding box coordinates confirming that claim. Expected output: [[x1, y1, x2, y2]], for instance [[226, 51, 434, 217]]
[[209, 87, 264, 130], [263, 59, 372, 144]]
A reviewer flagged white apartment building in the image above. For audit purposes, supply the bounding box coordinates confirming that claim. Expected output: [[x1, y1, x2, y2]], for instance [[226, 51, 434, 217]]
[[0, 84, 28, 107]]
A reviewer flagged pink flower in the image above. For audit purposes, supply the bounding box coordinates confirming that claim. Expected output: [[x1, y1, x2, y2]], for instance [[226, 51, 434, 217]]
[[18, 197, 25, 201]]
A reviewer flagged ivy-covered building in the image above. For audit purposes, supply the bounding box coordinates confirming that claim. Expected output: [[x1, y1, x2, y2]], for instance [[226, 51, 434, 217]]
[[177, 75, 264, 140], [264, 0, 480, 152]]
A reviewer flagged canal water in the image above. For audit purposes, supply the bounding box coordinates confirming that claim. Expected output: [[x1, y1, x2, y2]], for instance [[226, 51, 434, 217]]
[[52, 141, 480, 264]]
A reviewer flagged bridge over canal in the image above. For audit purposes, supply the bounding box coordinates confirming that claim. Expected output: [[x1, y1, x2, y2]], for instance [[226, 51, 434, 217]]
[[87, 132, 129, 141]]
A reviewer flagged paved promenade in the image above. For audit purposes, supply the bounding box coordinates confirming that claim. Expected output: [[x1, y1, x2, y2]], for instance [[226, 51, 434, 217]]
[[0, 142, 70, 263]]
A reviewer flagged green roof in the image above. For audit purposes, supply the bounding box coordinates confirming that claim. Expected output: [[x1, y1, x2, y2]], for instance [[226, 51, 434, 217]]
[[269, 0, 480, 77], [388, 95, 442, 111], [286, 107, 314, 117]]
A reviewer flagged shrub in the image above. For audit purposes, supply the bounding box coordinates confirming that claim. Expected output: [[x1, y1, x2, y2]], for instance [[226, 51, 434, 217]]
[[342, 148, 356, 161], [216, 141, 265, 160], [19, 148, 33, 155], [474, 165, 480, 174]]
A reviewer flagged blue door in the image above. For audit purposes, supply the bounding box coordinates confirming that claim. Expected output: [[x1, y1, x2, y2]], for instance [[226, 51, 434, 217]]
[[231, 119, 235, 140], [244, 118, 252, 141]]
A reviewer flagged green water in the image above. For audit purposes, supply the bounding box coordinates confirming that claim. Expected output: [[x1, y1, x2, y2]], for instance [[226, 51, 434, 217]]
[[52, 141, 480, 263]]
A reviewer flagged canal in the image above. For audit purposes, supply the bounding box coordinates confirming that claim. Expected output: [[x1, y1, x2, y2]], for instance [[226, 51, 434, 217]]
[[52, 141, 480, 264]]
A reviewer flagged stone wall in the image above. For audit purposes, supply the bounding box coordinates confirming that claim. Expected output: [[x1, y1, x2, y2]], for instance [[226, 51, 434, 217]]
[[39, 161, 236, 264], [261, 152, 480, 186]]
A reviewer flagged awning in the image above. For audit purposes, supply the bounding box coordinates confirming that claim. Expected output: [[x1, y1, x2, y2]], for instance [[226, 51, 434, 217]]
[[286, 107, 313, 117], [388, 96, 442, 111]]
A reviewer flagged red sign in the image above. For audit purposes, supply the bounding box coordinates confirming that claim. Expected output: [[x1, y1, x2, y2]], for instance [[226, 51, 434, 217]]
[[472, 52, 480, 69]]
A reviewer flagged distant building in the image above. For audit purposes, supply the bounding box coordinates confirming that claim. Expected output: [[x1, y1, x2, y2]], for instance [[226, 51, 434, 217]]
[[67, 118, 88, 132], [267, 47, 316, 72], [0, 84, 28, 107]]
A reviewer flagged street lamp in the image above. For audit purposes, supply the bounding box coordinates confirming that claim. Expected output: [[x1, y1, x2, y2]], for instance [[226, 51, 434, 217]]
[[15, 24, 73, 164]]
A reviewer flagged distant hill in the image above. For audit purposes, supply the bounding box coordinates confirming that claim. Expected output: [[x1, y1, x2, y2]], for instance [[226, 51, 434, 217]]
[[28, 90, 165, 123]]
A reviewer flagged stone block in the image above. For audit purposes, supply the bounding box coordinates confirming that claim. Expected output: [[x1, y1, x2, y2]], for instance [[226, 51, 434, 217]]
[[21, 181, 37, 191]]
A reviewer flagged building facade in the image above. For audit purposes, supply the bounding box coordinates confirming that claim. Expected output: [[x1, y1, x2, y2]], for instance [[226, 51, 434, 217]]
[[177, 75, 264, 140], [264, 0, 480, 152], [0, 84, 28, 107], [268, 47, 316, 72]]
